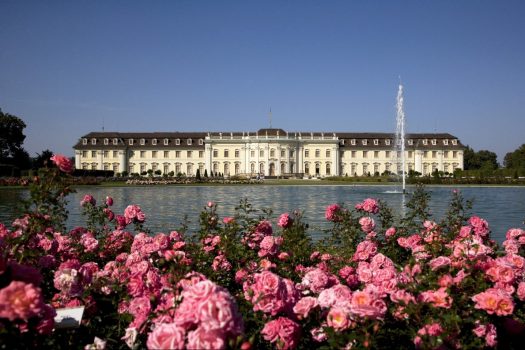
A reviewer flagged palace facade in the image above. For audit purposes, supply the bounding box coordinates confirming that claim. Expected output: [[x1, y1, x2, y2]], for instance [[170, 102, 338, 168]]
[[73, 129, 465, 177]]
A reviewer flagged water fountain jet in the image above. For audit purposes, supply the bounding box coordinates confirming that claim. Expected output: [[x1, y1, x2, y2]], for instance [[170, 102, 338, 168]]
[[395, 83, 406, 194]]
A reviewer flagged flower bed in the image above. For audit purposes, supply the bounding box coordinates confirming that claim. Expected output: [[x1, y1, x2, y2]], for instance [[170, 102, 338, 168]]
[[0, 155, 524, 349]]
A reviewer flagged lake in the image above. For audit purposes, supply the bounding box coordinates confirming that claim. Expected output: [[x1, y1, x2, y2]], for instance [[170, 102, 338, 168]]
[[1, 184, 524, 243]]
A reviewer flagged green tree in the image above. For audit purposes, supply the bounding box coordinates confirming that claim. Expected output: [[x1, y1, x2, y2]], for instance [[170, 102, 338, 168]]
[[196, 168, 201, 180], [504, 144, 525, 170], [0, 109, 30, 169], [464, 145, 499, 170], [33, 149, 54, 169]]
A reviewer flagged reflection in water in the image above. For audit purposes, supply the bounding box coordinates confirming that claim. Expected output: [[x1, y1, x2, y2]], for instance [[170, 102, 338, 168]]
[[1, 185, 524, 243]]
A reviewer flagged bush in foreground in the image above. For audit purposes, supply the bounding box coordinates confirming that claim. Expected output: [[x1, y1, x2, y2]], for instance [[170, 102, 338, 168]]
[[0, 155, 524, 349]]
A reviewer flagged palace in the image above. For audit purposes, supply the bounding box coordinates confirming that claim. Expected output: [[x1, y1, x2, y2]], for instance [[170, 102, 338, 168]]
[[73, 129, 465, 177]]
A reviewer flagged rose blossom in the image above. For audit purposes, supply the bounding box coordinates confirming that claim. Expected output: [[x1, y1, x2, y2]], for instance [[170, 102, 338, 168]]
[[146, 323, 186, 350], [50, 154, 73, 173], [223, 217, 234, 224], [278, 213, 293, 228], [325, 204, 342, 222], [80, 194, 96, 207], [359, 217, 375, 233], [261, 317, 300, 350], [293, 296, 318, 319], [0, 281, 45, 320]]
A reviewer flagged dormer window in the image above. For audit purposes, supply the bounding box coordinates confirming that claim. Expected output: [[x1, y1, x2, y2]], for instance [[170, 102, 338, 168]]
[[91, 138, 97, 145], [385, 139, 391, 146], [362, 139, 368, 146], [104, 138, 109, 145], [452, 139, 458, 145], [408, 139, 413, 145], [341, 139, 345, 145], [152, 139, 157, 145], [351, 139, 356, 145], [431, 139, 437, 145], [187, 138, 192, 145], [164, 138, 169, 145], [140, 138, 145, 145], [175, 139, 180, 145], [373, 139, 379, 145], [422, 139, 428, 145], [113, 138, 118, 145], [82, 138, 88, 145], [129, 139, 134, 145], [443, 139, 449, 145], [199, 139, 203, 145]]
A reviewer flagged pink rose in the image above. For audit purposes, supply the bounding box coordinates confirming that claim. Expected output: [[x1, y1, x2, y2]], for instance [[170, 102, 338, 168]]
[[146, 323, 186, 350], [223, 217, 234, 224], [50, 154, 73, 173], [277, 213, 293, 228], [325, 204, 342, 222], [0, 281, 45, 320], [293, 296, 318, 319]]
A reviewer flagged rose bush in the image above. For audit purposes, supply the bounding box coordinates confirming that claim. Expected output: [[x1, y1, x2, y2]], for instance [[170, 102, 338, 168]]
[[0, 161, 524, 349]]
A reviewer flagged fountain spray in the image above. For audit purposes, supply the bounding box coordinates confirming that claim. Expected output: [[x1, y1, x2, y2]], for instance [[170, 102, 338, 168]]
[[395, 83, 406, 194]]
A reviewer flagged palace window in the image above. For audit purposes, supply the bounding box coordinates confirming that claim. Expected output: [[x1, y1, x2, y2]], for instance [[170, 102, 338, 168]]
[[374, 163, 379, 174], [281, 149, 285, 157], [363, 163, 368, 174], [164, 138, 169, 145], [176, 139, 180, 145], [422, 139, 428, 145], [326, 150, 331, 157], [152, 151, 157, 158], [152, 139, 157, 145], [251, 150, 255, 157], [385, 139, 391, 146], [452, 140, 458, 145], [270, 149, 275, 157], [113, 150, 118, 158], [235, 149, 240, 158], [224, 150, 229, 157], [386, 163, 391, 172], [82, 163, 88, 170], [374, 139, 379, 145], [91, 163, 97, 170], [82, 139, 87, 145], [385, 151, 390, 158], [351, 163, 357, 175], [363, 151, 368, 158], [362, 139, 368, 145], [152, 163, 158, 171], [431, 139, 436, 145], [187, 163, 193, 175], [176, 164, 181, 174], [199, 151, 204, 158], [443, 139, 449, 145], [82, 151, 87, 157], [187, 139, 192, 145], [140, 138, 145, 145], [374, 151, 379, 158], [113, 163, 118, 172], [351, 139, 356, 145], [129, 139, 134, 145], [140, 151, 145, 158], [91, 151, 97, 157], [444, 164, 449, 173], [103, 150, 109, 157], [91, 138, 97, 145], [351, 151, 356, 158], [326, 163, 331, 175], [260, 150, 264, 157], [164, 164, 169, 174], [408, 139, 413, 145], [315, 149, 320, 157], [250, 163, 255, 173], [176, 151, 181, 158], [432, 151, 437, 158], [104, 138, 109, 145], [187, 151, 192, 158], [424, 151, 428, 158], [164, 151, 169, 158], [213, 150, 218, 157], [235, 163, 240, 175], [408, 151, 413, 158], [290, 150, 295, 157], [113, 138, 118, 145], [305, 150, 309, 158], [453, 151, 457, 158], [199, 139, 204, 145], [444, 151, 449, 158]]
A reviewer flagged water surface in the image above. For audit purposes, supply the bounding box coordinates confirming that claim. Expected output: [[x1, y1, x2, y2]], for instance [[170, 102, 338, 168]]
[[1, 185, 524, 243]]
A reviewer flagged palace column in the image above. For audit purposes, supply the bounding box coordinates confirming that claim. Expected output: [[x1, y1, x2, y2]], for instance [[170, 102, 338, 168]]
[[415, 150, 423, 174], [75, 150, 81, 169], [119, 150, 127, 173], [205, 143, 212, 174]]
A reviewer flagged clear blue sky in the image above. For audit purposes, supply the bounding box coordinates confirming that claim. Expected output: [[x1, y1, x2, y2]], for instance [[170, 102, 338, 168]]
[[1, 1, 524, 163]]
